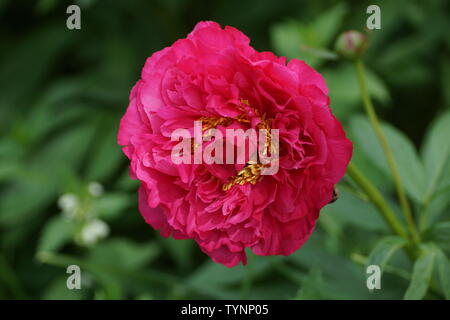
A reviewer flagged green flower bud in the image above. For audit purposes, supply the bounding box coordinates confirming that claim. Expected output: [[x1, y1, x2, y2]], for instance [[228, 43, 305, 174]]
[[334, 31, 368, 60]]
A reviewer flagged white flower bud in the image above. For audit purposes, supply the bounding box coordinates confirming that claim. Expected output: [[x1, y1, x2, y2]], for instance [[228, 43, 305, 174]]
[[58, 193, 79, 218], [80, 219, 109, 245], [88, 182, 104, 197]]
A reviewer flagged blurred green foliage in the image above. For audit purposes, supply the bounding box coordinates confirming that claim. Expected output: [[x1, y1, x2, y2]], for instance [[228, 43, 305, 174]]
[[0, 0, 449, 300]]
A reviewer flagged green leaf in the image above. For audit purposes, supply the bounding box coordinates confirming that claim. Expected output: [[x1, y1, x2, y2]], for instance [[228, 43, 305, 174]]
[[350, 115, 426, 203], [94, 193, 131, 222], [289, 234, 371, 299], [0, 180, 57, 227], [0, 159, 21, 182], [94, 279, 122, 300], [270, 3, 347, 67], [85, 119, 124, 181], [159, 237, 195, 271], [36, 0, 59, 14], [441, 59, 450, 108], [423, 187, 450, 229], [318, 210, 343, 240], [310, 2, 347, 47], [0, 24, 73, 110], [187, 261, 246, 287], [37, 216, 76, 254], [42, 277, 86, 300], [187, 253, 274, 299], [429, 221, 450, 244], [366, 236, 406, 274], [87, 239, 160, 271], [38, 251, 177, 298], [324, 64, 391, 120], [186, 262, 244, 299], [404, 244, 436, 300], [25, 79, 89, 144], [116, 169, 140, 191], [348, 140, 394, 191], [323, 188, 387, 232], [421, 111, 450, 199], [434, 246, 450, 299], [0, 124, 96, 227], [293, 270, 328, 300], [31, 123, 96, 175], [270, 21, 304, 61]]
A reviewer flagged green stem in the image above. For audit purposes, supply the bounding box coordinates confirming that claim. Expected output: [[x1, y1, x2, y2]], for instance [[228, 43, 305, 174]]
[[347, 163, 408, 240], [354, 59, 420, 244]]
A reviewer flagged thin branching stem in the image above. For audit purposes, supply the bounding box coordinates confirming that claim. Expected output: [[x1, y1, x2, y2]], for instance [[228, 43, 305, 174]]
[[346, 163, 408, 240], [354, 59, 420, 245]]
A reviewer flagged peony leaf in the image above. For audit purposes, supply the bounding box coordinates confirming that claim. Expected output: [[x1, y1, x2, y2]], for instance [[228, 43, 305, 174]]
[[0, 124, 95, 227], [347, 138, 394, 191], [441, 58, 450, 108], [293, 270, 328, 300], [0, 25, 72, 110], [323, 188, 388, 232], [324, 64, 391, 120], [159, 237, 195, 271], [270, 3, 347, 68], [290, 235, 371, 299], [434, 246, 450, 299], [37, 216, 76, 254], [429, 221, 450, 245], [85, 119, 124, 182], [87, 239, 160, 271], [187, 253, 275, 299], [421, 111, 450, 200], [404, 244, 436, 300], [94, 193, 132, 222], [310, 2, 347, 47], [187, 262, 245, 299], [366, 236, 407, 274], [42, 277, 86, 300], [350, 115, 426, 204], [0, 181, 56, 227]]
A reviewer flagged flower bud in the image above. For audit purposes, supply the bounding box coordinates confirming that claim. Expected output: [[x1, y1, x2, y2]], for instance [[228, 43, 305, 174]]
[[88, 181, 104, 197], [334, 31, 367, 60], [79, 219, 109, 246]]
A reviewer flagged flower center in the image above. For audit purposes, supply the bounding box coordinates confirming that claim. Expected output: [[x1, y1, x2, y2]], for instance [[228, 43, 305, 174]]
[[222, 161, 266, 191], [196, 99, 273, 191], [198, 116, 233, 132]]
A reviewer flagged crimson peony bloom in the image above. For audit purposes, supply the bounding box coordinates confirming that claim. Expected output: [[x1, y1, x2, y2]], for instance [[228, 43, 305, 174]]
[[118, 21, 352, 267]]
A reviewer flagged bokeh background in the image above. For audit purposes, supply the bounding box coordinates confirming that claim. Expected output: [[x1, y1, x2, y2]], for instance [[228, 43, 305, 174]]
[[1, 0, 449, 299]]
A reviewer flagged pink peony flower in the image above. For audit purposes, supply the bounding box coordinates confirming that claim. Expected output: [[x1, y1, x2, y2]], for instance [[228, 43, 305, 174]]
[[118, 21, 352, 267]]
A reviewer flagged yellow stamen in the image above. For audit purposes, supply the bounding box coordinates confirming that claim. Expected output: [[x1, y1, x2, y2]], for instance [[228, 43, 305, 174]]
[[198, 116, 232, 131], [222, 162, 266, 191], [197, 100, 274, 191]]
